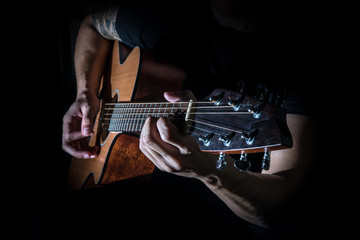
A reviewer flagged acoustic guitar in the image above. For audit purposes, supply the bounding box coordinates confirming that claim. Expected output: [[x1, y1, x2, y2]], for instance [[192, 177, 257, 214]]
[[68, 41, 293, 190]]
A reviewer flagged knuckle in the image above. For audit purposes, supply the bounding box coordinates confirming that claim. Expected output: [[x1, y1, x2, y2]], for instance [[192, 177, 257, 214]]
[[142, 134, 155, 146], [139, 140, 145, 151], [161, 129, 173, 143], [179, 146, 191, 155], [158, 119, 174, 142]]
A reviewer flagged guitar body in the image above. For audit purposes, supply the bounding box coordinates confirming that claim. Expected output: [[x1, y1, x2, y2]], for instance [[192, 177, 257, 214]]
[[68, 41, 185, 190]]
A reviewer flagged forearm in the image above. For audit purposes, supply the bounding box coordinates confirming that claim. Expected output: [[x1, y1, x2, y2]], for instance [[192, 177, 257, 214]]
[[198, 156, 291, 228], [196, 114, 316, 228], [74, 15, 112, 98]]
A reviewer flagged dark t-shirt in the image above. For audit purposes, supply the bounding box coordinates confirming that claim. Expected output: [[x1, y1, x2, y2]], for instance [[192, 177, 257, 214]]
[[115, 1, 315, 115], [107, 1, 318, 236]]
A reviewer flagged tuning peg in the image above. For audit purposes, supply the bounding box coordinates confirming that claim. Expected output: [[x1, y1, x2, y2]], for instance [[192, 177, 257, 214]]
[[228, 95, 244, 111], [209, 91, 225, 105], [199, 133, 214, 146], [234, 151, 251, 172], [219, 132, 235, 146], [262, 148, 271, 170], [241, 129, 258, 145], [248, 103, 265, 119], [216, 152, 227, 170]]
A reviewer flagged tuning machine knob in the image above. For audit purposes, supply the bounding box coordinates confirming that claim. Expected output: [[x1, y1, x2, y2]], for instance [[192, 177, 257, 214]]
[[234, 151, 251, 172], [219, 132, 235, 146], [262, 148, 271, 170], [241, 129, 258, 145], [199, 133, 214, 146], [216, 152, 227, 170], [209, 91, 225, 105], [228, 95, 244, 111], [248, 103, 265, 119]]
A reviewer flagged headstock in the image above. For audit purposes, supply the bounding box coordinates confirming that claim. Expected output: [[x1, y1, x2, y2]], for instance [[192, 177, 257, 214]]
[[185, 88, 293, 171]]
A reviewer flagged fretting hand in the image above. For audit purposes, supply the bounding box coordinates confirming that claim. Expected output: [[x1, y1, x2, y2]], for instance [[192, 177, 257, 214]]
[[139, 90, 217, 178]]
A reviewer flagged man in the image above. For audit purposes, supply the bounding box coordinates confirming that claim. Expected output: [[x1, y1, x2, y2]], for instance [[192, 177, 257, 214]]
[[62, 1, 321, 237]]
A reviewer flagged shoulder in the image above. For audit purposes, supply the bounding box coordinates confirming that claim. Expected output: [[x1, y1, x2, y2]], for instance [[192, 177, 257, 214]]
[[90, 5, 121, 41]]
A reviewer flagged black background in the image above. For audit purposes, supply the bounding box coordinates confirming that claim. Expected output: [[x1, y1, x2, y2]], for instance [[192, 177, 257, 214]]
[[17, 1, 358, 239]]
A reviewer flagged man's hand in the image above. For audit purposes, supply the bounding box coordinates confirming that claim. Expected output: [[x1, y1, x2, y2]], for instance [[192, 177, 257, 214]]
[[139, 90, 216, 178], [62, 92, 100, 159]]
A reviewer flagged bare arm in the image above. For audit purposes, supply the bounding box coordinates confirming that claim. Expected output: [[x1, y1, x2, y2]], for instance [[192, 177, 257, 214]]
[[199, 114, 318, 227], [75, 6, 120, 98], [62, 6, 121, 158], [140, 91, 319, 228]]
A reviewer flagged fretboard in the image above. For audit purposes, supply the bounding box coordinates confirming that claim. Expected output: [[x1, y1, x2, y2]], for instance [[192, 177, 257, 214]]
[[103, 102, 189, 133]]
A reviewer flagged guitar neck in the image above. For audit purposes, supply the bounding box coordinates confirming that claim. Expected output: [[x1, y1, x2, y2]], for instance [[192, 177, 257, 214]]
[[99, 88, 292, 155], [103, 101, 191, 133]]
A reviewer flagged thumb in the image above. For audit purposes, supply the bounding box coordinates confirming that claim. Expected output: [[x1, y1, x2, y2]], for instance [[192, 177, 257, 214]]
[[164, 90, 197, 102], [81, 105, 94, 136]]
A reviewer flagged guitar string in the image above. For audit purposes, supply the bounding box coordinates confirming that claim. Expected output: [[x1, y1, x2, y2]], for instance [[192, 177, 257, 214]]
[[103, 98, 254, 112], [102, 115, 244, 134], [105, 101, 209, 106], [103, 103, 253, 114], [102, 124, 214, 140], [103, 105, 247, 111], [101, 102, 251, 134], [186, 119, 243, 134], [102, 111, 253, 117], [102, 123, 235, 139]]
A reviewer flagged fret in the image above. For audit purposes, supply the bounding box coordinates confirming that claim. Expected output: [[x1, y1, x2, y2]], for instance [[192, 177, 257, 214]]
[[128, 104, 132, 132], [109, 103, 119, 132], [119, 103, 123, 131], [131, 104, 136, 132], [164, 102, 168, 117], [104, 102, 111, 132], [147, 103, 151, 117], [119, 103, 124, 132], [134, 103, 139, 132], [170, 103, 174, 116], [141, 103, 149, 131], [125, 104, 131, 132], [116, 103, 120, 131], [106, 101, 187, 133], [124, 104, 128, 132], [121, 104, 125, 132], [121, 103, 126, 131], [138, 103, 143, 132], [154, 103, 158, 117]]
